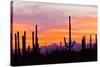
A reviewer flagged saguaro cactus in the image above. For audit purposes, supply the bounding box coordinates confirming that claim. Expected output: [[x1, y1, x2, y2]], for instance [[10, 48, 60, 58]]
[[64, 16, 75, 52], [22, 31, 26, 56], [89, 34, 92, 50], [35, 25, 39, 55], [27, 46, 30, 54], [94, 34, 97, 49], [81, 36, 86, 51], [15, 33, 17, 54], [32, 31, 35, 54], [17, 31, 20, 55]]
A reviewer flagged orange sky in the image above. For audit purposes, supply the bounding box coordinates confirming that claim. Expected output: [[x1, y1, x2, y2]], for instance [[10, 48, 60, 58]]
[[12, 16, 97, 48], [12, 2, 97, 49]]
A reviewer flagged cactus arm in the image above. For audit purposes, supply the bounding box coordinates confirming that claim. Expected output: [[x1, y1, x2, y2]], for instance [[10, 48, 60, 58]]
[[64, 37, 70, 48], [71, 40, 75, 47]]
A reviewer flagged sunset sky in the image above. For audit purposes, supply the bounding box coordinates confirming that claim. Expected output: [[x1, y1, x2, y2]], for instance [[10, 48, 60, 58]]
[[12, 1, 97, 48]]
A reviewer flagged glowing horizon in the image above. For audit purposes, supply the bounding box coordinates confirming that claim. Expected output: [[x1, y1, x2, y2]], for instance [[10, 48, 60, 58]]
[[12, 1, 97, 49]]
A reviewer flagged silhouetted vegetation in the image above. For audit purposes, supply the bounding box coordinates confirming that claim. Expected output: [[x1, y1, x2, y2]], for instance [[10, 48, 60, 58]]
[[64, 16, 75, 52], [11, 16, 97, 66], [81, 36, 86, 52]]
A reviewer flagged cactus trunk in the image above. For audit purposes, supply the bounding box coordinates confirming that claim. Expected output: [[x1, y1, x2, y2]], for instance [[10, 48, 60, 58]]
[[64, 16, 75, 52], [35, 25, 39, 55], [90, 35, 92, 50], [22, 31, 26, 56], [15, 33, 17, 54], [94, 34, 97, 49], [27, 46, 30, 54], [60, 42, 62, 52], [81, 36, 86, 51], [32, 31, 35, 54], [17, 32, 20, 55], [69, 16, 71, 51]]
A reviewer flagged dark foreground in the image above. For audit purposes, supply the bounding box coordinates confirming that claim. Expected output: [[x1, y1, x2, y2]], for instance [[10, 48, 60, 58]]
[[11, 48, 97, 66]]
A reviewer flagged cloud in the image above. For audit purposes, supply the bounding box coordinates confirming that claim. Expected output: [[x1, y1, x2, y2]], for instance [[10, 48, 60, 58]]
[[13, 1, 97, 24]]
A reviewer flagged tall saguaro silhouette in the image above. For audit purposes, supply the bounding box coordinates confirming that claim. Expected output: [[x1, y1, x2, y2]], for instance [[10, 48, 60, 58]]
[[81, 36, 86, 51], [32, 31, 35, 54], [17, 32, 20, 55], [22, 31, 26, 56], [89, 34, 92, 50], [94, 34, 97, 49], [27, 46, 31, 54], [64, 16, 75, 52], [15, 33, 17, 54], [35, 25, 39, 55]]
